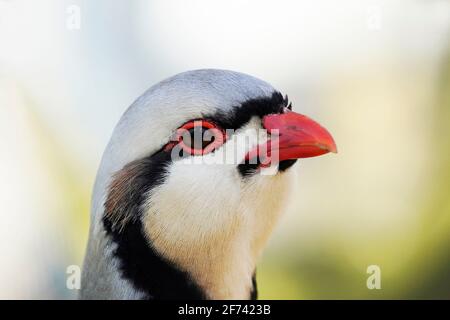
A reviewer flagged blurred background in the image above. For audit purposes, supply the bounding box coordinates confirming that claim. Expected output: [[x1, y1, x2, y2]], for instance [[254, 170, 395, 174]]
[[1, 0, 449, 299]]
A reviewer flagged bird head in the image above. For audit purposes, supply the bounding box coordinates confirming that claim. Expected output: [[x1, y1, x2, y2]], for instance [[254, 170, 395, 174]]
[[82, 69, 336, 300]]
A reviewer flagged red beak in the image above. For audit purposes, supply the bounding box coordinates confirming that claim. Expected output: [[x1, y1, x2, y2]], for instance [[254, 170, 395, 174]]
[[245, 111, 337, 166]]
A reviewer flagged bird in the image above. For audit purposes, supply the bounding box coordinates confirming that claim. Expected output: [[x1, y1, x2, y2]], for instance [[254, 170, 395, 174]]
[[80, 69, 336, 300]]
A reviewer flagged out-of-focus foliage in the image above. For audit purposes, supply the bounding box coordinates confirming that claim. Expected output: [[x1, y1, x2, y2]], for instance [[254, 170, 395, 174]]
[[258, 50, 450, 299]]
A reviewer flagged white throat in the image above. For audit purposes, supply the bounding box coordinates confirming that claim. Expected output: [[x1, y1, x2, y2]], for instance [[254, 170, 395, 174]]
[[142, 164, 295, 299]]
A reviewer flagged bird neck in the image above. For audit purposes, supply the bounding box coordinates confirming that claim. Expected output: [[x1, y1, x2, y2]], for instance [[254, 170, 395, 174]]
[[100, 215, 258, 300], [160, 231, 259, 300]]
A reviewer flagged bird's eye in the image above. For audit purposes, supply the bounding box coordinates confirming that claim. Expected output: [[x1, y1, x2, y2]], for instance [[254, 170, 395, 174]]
[[182, 127, 214, 150], [175, 120, 226, 155]]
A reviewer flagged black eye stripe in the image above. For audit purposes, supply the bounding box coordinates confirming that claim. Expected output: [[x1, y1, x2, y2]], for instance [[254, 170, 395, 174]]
[[208, 91, 288, 130]]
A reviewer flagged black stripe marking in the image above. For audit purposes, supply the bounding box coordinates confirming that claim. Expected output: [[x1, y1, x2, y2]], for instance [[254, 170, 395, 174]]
[[209, 91, 287, 130], [103, 150, 206, 300]]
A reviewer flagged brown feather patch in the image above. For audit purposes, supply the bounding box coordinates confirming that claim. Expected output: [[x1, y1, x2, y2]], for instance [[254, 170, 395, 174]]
[[104, 159, 147, 232]]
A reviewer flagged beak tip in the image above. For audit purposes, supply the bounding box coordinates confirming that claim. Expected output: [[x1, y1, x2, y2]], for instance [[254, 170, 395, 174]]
[[321, 139, 337, 154], [330, 144, 338, 154], [326, 135, 337, 154]]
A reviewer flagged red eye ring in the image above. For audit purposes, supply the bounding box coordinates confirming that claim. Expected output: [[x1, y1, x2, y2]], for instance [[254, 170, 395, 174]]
[[178, 120, 216, 131], [169, 120, 227, 156]]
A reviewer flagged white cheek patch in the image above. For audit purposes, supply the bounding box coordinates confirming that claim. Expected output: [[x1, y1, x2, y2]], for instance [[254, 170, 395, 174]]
[[142, 162, 248, 299], [241, 172, 296, 259], [144, 163, 243, 246], [141, 117, 296, 299]]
